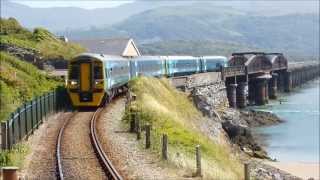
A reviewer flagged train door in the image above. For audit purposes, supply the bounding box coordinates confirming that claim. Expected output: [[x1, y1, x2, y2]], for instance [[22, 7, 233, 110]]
[[80, 63, 91, 91]]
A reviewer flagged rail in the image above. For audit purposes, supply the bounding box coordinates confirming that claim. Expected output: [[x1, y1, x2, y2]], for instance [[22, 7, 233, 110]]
[[90, 108, 123, 180], [56, 107, 122, 180]]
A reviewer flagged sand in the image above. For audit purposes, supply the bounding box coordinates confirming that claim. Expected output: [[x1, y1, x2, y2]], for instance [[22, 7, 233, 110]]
[[265, 161, 320, 180]]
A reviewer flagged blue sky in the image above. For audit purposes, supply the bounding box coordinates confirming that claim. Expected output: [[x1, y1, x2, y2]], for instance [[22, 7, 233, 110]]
[[12, 0, 134, 9]]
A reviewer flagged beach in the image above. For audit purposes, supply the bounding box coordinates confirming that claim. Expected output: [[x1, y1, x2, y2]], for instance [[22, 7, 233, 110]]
[[265, 161, 319, 179]]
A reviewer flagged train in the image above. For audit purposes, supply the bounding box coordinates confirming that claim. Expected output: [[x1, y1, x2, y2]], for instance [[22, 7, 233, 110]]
[[67, 53, 228, 107]]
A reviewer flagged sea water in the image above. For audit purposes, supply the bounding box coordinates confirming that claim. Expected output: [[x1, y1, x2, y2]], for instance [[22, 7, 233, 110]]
[[252, 79, 319, 163]]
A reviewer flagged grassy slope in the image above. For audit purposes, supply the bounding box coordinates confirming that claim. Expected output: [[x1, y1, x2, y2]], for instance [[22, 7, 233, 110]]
[[124, 77, 243, 179], [0, 17, 85, 60], [0, 52, 59, 121]]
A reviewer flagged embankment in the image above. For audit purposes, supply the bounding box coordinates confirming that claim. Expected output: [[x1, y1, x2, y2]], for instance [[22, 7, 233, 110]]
[[124, 77, 243, 179]]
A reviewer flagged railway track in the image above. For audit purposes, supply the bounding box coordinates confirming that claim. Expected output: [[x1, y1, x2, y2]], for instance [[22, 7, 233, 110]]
[[56, 107, 122, 180]]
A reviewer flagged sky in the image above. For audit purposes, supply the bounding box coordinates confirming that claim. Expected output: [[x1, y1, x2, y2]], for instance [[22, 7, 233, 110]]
[[12, 0, 134, 9]]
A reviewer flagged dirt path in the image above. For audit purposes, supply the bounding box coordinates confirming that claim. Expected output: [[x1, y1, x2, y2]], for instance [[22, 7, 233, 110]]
[[21, 112, 72, 179], [97, 97, 192, 180], [61, 111, 106, 179]]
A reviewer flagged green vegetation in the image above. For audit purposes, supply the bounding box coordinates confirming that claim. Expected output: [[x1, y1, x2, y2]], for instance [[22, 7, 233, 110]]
[[124, 77, 243, 179], [0, 52, 59, 121], [0, 17, 85, 60], [0, 144, 29, 168]]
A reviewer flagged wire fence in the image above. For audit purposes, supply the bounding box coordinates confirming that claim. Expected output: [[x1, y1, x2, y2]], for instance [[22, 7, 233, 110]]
[[0, 87, 70, 150]]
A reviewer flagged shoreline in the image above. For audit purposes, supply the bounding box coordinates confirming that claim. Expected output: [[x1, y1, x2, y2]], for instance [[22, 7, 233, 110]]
[[264, 161, 320, 179]]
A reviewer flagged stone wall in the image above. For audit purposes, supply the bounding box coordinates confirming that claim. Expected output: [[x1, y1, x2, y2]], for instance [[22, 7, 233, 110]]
[[0, 43, 67, 70], [191, 81, 229, 118]]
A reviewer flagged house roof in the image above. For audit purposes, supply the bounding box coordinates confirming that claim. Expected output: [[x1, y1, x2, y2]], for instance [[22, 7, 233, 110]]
[[72, 38, 141, 56]]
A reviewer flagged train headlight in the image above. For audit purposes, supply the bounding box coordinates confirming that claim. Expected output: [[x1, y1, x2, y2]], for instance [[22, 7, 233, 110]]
[[70, 80, 78, 85], [94, 80, 103, 87]]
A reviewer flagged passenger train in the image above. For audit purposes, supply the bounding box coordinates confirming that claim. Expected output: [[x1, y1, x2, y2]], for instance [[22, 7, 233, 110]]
[[67, 53, 228, 107]]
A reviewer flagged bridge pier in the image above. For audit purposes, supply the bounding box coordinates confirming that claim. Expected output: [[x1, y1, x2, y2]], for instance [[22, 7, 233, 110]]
[[226, 83, 237, 108], [255, 79, 268, 105], [236, 82, 247, 108], [268, 74, 277, 99], [284, 71, 292, 92]]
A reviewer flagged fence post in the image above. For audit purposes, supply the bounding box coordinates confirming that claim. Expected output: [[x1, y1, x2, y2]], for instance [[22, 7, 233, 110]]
[[130, 111, 136, 133], [51, 92, 54, 113], [36, 96, 39, 129], [30, 100, 34, 135], [44, 93, 48, 119], [40, 95, 43, 124], [53, 90, 55, 112], [145, 124, 151, 149], [244, 163, 250, 180], [136, 118, 141, 140], [1, 121, 7, 150], [195, 145, 202, 177], [17, 107, 22, 141], [48, 92, 50, 114], [162, 134, 168, 160], [9, 113, 14, 149], [24, 103, 28, 139]]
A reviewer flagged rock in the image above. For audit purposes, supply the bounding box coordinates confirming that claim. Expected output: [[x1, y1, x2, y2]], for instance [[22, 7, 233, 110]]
[[240, 109, 283, 127]]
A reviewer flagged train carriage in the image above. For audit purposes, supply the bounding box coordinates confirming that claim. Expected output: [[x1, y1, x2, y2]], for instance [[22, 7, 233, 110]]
[[166, 56, 201, 76], [201, 56, 228, 72], [131, 56, 166, 77]]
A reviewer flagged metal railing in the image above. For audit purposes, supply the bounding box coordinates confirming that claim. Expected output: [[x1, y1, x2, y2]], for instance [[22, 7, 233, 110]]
[[221, 66, 246, 79], [1, 87, 70, 150]]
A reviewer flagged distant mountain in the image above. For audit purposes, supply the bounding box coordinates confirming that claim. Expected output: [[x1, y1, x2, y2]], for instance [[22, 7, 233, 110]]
[[1, 1, 193, 31], [3, 1, 319, 58], [67, 4, 319, 57]]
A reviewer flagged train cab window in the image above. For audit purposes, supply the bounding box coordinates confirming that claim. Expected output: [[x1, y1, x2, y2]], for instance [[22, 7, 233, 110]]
[[69, 65, 79, 79], [94, 64, 103, 79]]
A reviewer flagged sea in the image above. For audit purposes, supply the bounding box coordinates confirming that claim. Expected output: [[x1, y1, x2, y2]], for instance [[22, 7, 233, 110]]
[[251, 79, 319, 163]]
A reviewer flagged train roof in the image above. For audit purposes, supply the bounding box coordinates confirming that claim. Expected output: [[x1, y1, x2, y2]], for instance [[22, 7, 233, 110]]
[[72, 53, 128, 62], [132, 56, 163, 61], [201, 56, 228, 60], [166, 56, 199, 60]]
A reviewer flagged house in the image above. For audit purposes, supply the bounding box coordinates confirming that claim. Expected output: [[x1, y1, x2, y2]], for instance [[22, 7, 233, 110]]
[[73, 38, 141, 57]]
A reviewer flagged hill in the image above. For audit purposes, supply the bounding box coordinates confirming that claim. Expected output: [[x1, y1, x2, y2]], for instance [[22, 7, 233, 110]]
[[0, 18, 83, 121], [0, 17, 85, 60], [2, 1, 318, 32], [1, 1, 193, 32], [68, 4, 319, 58], [138, 40, 260, 56]]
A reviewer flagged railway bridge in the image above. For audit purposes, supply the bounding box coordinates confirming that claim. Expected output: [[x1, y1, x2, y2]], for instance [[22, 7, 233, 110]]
[[221, 52, 319, 108]]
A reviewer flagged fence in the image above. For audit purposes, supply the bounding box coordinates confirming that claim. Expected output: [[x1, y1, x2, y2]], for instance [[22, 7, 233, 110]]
[[1, 87, 70, 150]]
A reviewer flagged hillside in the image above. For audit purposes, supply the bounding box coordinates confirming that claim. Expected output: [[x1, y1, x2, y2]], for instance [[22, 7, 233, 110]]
[[139, 40, 260, 56], [124, 77, 243, 179], [0, 17, 85, 60], [0, 52, 59, 121], [2, 1, 318, 32], [0, 18, 83, 121], [1, 1, 193, 31], [67, 4, 319, 58]]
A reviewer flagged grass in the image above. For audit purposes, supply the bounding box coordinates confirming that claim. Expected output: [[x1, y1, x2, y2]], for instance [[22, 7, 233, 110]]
[[0, 144, 29, 168], [0, 52, 60, 121], [123, 77, 243, 179], [0, 17, 85, 60]]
